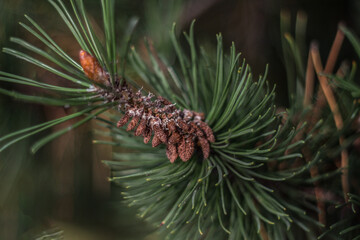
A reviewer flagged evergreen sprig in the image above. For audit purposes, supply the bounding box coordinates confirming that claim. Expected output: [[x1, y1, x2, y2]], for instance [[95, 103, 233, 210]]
[[103, 22, 321, 239], [0, 0, 121, 153], [1, 1, 360, 240]]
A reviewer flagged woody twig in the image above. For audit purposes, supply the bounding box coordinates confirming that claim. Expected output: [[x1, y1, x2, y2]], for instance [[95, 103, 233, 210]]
[[303, 47, 325, 225], [301, 26, 346, 226], [310, 27, 349, 202]]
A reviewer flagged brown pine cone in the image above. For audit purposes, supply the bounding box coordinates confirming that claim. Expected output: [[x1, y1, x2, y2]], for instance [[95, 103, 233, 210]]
[[198, 137, 210, 159], [166, 144, 178, 163]]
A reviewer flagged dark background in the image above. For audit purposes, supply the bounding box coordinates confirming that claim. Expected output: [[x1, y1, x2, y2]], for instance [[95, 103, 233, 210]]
[[0, 0, 358, 239]]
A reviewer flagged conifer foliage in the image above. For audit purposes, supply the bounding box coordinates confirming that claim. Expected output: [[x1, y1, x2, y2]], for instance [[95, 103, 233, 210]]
[[0, 1, 360, 239]]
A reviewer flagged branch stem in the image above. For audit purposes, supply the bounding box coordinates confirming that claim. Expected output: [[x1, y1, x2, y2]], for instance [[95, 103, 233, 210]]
[[310, 42, 349, 202], [303, 49, 315, 106]]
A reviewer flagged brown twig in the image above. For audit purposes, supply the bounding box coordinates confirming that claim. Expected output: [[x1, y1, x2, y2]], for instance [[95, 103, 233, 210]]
[[310, 27, 345, 125], [301, 49, 326, 224], [301, 27, 347, 225], [311, 45, 343, 128], [310, 43, 349, 202], [324, 25, 345, 73], [307, 62, 348, 224], [303, 49, 315, 106], [259, 221, 269, 240]]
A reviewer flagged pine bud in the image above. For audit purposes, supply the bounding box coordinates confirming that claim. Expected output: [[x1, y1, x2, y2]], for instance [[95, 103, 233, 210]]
[[167, 120, 177, 133], [143, 128, 152, 144], [168, 132, 181, 144], [152, 135, 162, 147], [135, 116, 147, 136], [178, 136, 194, 162], [117, 113, 130, 127], [154, 124, 167, 143], [178, 137, 186, 161], [177, 119, 189, 132], [199, 122, 215, 143], [185, 138, 195, 161], [166, 144, 178, 163], [127, 108, 143, 131], [79, 50, 110, 86], [198, 137, 210, 159]]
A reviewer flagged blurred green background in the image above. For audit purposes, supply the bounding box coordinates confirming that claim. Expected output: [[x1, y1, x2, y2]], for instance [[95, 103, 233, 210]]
[[0, 0, 359, 239]]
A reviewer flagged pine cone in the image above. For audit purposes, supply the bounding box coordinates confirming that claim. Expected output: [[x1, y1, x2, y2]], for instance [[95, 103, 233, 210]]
[[80, 50, 216, 163], [166, 144, 178, 163]]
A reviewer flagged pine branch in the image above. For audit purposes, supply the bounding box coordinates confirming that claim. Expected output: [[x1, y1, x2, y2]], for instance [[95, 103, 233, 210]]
[[107, 24, 321, 239], [79, 49, 215, 162], [1, 2, 360, 240], [0, 0, 126, 152]]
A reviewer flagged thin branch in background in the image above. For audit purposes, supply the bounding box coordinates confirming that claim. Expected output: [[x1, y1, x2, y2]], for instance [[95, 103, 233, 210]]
[[301, 47, 324, 225], [310, 27, 345, 125], [259, 221, 269, 240], [301, 54, 324, 222], [303, 48, 315, 106], [310, 43, 349, 203], [324, 24, 345, 73], [301, 26, 347, 225]]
